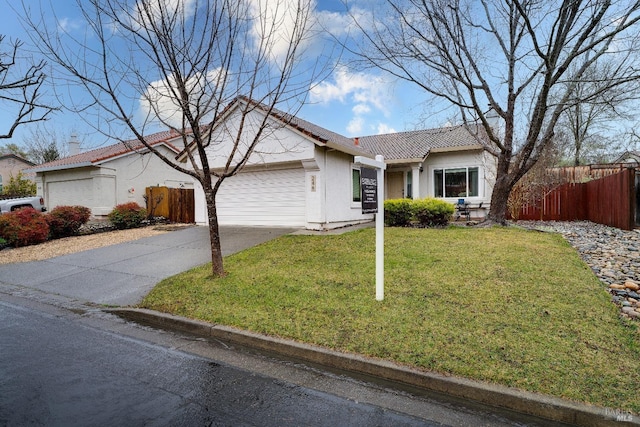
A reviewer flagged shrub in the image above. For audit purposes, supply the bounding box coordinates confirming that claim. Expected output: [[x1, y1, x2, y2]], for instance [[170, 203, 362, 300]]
[[0, 208, 49, 247], [384, 198, 414, 226], [2, 171, 37, 197], [412, 198, 455, 227], [46, 205, 92, 239], [108, 202, 147, 229]]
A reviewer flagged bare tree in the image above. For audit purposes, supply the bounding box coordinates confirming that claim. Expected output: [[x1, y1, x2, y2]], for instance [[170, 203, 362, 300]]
[[348, 0, 640, 223], [558, 62, 638, 166], [0, 35, 55, 139], [22, 125, 68, 164], [25, 0, 327, 276]]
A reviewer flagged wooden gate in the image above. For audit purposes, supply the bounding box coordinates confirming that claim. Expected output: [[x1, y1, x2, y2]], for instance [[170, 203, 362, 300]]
[[145, 186, 194, 223]]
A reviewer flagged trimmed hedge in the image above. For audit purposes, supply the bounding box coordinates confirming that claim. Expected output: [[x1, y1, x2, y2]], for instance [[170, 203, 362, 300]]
[[108, 202, 147, 229], [384, 198, 414, 226], [46, 205, 91, 239], [384, 197, 455, 227], [0, 208, 50, 247], [412, 198, 455, 226]]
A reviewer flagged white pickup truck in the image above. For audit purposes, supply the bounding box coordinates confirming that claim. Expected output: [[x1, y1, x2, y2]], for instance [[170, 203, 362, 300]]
[[0, 196, 47, 214]]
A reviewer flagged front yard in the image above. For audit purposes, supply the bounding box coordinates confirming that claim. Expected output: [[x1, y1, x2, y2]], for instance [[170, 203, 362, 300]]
[[140, 226, 640, 413]]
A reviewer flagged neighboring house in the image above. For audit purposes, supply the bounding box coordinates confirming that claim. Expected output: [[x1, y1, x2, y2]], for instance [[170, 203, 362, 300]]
[[26, 130, 193, 216], [0, 154, 36, 193], [184, 97, 496, 230], [614, 151, 640, 164]]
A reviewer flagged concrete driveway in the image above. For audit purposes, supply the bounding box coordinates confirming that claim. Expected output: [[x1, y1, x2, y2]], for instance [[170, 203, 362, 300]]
[[0, 226, 295, 306]]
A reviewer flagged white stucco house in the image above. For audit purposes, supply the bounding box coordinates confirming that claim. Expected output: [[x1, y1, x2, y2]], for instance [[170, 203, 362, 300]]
[[27, 131, 193, 216], [185, 97, 497, 230]]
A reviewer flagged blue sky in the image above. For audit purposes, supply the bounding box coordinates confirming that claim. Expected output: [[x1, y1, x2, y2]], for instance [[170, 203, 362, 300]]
[[0, 0, 445, 152]]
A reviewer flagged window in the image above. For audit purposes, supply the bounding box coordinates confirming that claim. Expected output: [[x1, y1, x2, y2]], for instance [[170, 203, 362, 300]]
[[434, 167, 479, 198], [406, 172, 412, 199], [352, 168, 361, 202]]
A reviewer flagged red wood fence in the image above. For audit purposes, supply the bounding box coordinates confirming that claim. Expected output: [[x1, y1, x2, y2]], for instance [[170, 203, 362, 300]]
[[145, 186, 195, 223], [516, 168, 637, 230]]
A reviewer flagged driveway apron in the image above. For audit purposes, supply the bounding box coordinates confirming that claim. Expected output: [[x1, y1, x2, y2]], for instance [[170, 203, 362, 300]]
[[0, 226, 295, 306]]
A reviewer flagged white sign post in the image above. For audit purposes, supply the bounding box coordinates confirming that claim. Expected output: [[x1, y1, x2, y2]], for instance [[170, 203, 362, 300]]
[[354, 154, 386, 301]]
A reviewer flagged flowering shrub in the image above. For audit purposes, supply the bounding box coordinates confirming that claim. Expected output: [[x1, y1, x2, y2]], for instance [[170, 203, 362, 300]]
[[108, 202, 147, 229], [46, 205, 92, 239], [0, 208, 49, 247]]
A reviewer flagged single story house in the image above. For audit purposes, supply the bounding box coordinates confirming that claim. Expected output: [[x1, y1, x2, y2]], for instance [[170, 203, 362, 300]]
[[186, 97, 496, 230], [27, 131, 193, 216], [0, 154, 35, 193]]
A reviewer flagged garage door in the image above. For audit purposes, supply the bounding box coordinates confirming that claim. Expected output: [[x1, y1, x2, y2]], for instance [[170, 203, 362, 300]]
[[48, 179, 94, 210], [216, 168, 306, 226]]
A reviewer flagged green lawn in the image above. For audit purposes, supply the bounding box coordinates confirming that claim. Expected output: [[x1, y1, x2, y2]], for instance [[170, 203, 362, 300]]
[[140, 226, 640, 413]]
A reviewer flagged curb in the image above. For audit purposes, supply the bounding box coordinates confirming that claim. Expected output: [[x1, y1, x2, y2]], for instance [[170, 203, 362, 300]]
[[107, 308, 638, 427]]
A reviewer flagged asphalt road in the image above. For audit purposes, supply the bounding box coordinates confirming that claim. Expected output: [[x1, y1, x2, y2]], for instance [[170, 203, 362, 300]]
[[1, 295, 443, 426]]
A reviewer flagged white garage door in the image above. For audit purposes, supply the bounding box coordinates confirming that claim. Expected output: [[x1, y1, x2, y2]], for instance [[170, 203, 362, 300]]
[[216, 168, 306, 226], [48, 179, 94, 210]]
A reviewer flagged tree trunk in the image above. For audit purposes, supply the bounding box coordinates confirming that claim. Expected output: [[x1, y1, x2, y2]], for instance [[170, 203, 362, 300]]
[[487, 155, 513, 225], [487, 176, 512, 225], [205, 190, 225, 277]]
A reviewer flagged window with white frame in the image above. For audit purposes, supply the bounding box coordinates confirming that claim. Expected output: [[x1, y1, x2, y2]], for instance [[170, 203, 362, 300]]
[[434, 166, 479, 198], [352, 167, 361, 202]]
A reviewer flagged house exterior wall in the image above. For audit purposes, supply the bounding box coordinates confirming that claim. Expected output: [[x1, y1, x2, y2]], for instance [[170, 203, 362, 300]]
[[192, 114, 374, 229], [320, 149, 374, 228], [109, 147, 192, 214], [0, 156, 34, 193], [203, 108, 316, 169], [421, 149, 496, 216], [35, 146, 191, 216]]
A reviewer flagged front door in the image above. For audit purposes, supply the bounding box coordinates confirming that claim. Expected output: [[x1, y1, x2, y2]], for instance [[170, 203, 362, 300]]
[[387, 171, 404, 199]]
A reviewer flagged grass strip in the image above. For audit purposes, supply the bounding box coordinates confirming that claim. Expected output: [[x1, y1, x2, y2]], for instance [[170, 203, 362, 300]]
[[141, 226, 640, 412]]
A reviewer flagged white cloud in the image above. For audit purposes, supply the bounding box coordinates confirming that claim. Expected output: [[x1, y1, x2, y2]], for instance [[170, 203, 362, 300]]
[[311, 66, 394, 135], [140, 68, 225, 128], [57, 17, 82, 33], [347, 116, 364, 135], [129, 0, 198, 31], [376, 123, 396, 134], [248, 0, 316, 65], [352, 103, 371, 115]]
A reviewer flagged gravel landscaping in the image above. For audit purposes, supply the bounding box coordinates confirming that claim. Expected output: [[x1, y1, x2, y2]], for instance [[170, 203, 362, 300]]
[[0, 223, 192, 265]]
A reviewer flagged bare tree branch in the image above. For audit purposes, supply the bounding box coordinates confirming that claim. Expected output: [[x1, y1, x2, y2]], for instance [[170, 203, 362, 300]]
[[0, 35, 57, 139], [348, 0, 640, 223], [23, 0, 327, 276]]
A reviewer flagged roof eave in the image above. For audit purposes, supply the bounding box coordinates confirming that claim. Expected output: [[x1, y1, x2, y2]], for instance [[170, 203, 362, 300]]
[[28, 162, 95, 173], [324, 140, 373, 158], [384, 157, 425, 165], [430, 144, 484, 153]]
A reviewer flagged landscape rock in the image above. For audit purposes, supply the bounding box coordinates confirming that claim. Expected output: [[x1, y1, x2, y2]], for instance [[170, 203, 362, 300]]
[[624, 281, 640, 291]]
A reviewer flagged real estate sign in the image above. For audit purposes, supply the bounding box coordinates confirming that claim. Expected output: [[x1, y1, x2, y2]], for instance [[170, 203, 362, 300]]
[[361, 167, 378, 214]]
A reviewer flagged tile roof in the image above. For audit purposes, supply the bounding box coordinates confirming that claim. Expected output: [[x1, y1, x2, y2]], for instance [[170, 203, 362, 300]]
[[27, 129, 181, 173], [358, 125, 485, 161], [30, 97, 486, 173], [244, 97, 484, 160]]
